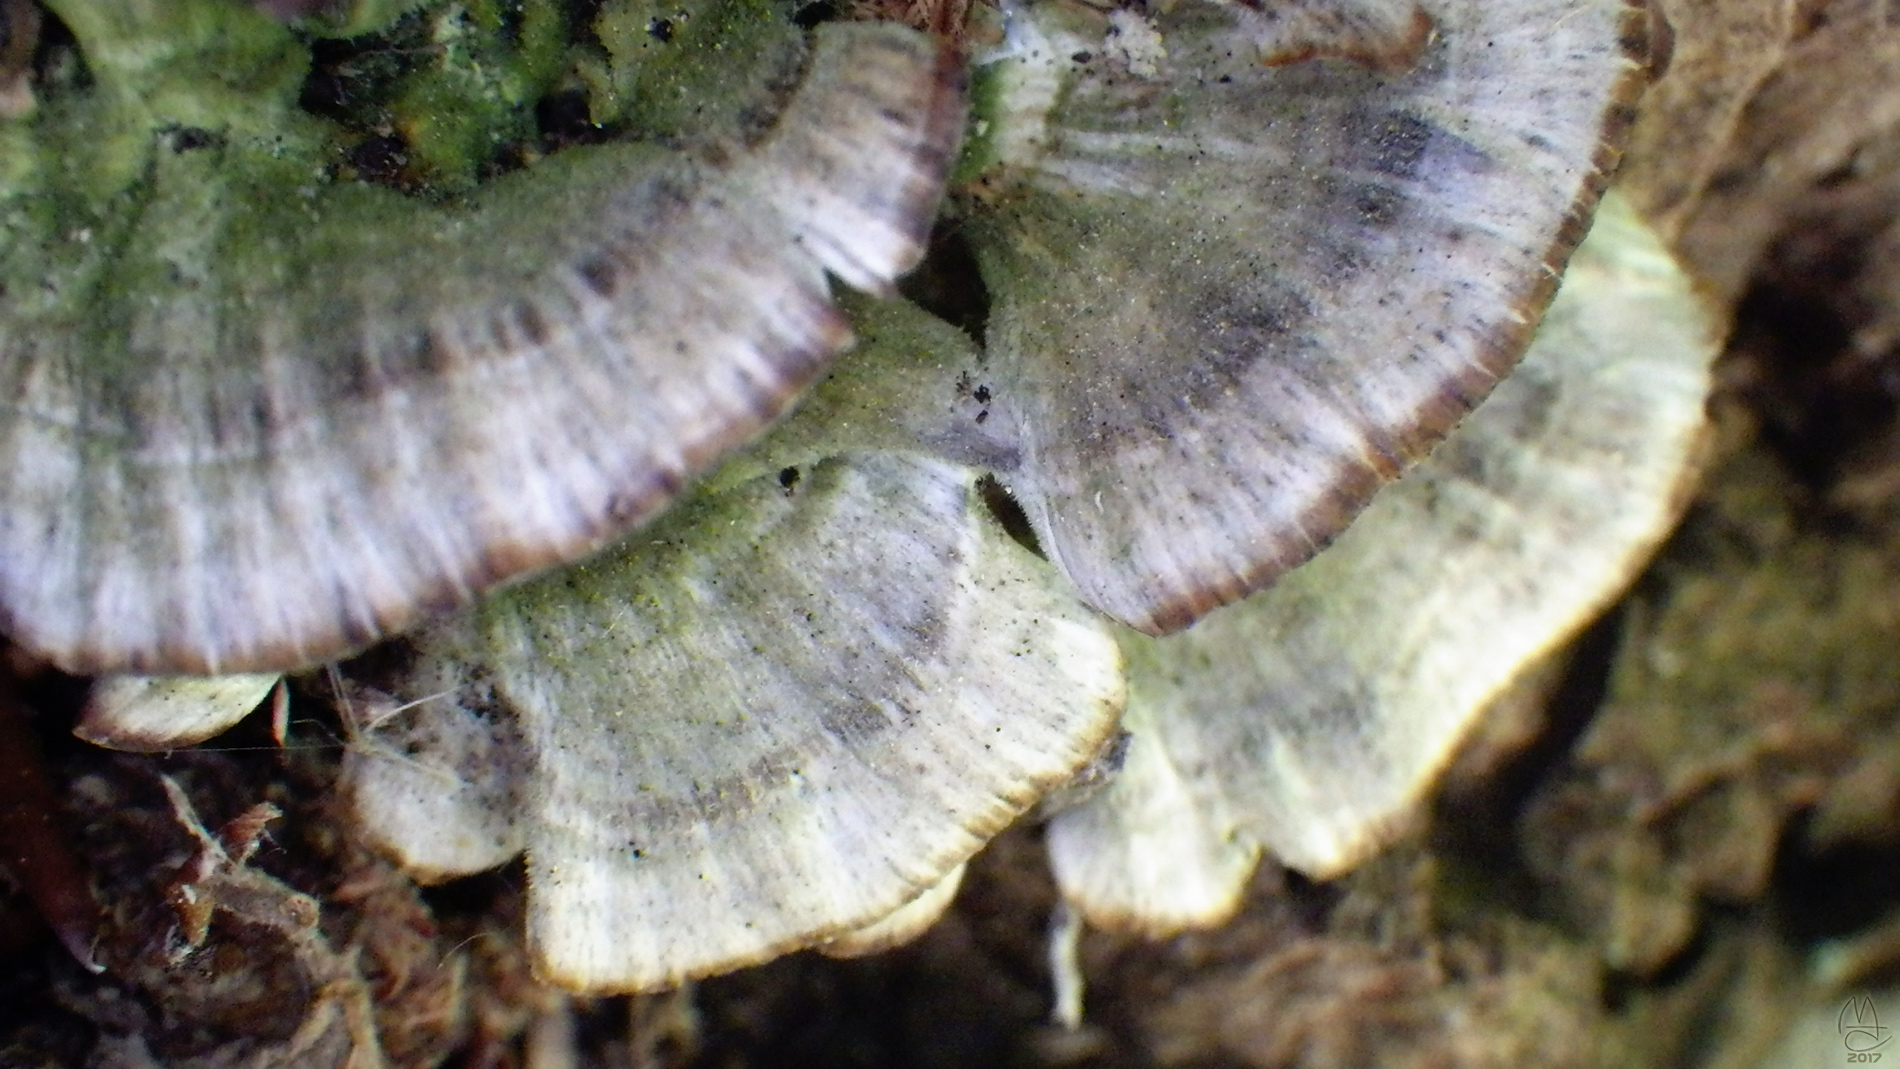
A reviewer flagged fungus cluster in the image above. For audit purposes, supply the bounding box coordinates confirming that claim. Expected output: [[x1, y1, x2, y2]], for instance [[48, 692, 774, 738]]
[[4, 0, 1713, 1012], [1047, 193, 1718, 929]]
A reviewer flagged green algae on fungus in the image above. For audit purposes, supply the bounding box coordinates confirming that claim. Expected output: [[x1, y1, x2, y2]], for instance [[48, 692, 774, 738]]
[[381, 0, 574, 191], [579, 0, 801, 136], [327, 294, 1103, 991], [331, 187, 1720, 992], [341, 444, 1124, 991], [0, 0, 963, 675]]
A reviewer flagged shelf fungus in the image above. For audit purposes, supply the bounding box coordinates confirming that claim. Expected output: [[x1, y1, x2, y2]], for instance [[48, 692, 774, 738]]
[[338, 327, 1124, 990], [75, 672, 283, 752], [0, 0, 963, 675], [961, 0, 1652, 635], [13, 0, 1685, 1006], [1045, 195, 1721, 931]]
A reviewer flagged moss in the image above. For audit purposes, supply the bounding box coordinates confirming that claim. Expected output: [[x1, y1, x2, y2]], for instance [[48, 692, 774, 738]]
[[579, 0, 801, 137], [0, 0, 821, 433], [4, 0, 808, 211], [384, 0, 571, 191]]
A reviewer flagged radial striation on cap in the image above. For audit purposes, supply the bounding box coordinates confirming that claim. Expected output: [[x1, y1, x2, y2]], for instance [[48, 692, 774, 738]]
[[1046, 194, 1720, 930], [966, 0, 1652, 636], [344, 447, 1122, 991], [0, 18, 964, 675]]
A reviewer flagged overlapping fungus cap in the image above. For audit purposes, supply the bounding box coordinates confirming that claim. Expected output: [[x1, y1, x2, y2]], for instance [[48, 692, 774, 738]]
[[0, 0, 963, 674], [328, 193, 1715, 991], [338, 318, 1125, 990], [1045, 194, 1722, 930], [961, 0, 1653, 634]]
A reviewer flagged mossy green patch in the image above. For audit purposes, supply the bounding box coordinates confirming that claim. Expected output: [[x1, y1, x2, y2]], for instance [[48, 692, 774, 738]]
[[578, 0, 801, 139], [0, 0, 816, 394], [385, 0, 570, 191]]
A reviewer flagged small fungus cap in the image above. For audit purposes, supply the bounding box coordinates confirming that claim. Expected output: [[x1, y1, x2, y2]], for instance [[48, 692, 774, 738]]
[[76, 672, 280, 751]]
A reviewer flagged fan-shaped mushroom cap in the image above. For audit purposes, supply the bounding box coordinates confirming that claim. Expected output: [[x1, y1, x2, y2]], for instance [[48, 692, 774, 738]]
[[75, 672, 281, 751], [345, 441, 1122, 990], [0, 13, 962, 675], [1045, 193, 1720, 931], [964, 0, 1650, 635], [342, 676, 530, 883]]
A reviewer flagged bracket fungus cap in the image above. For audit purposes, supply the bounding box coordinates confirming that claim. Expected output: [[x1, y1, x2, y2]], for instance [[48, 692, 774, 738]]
[[344, 439, 1122, 991], [963, 0, 1654, 636], [76, 672, 281, 752], [0, 12, 964, 675], [1045, 193, 1721, 931]]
